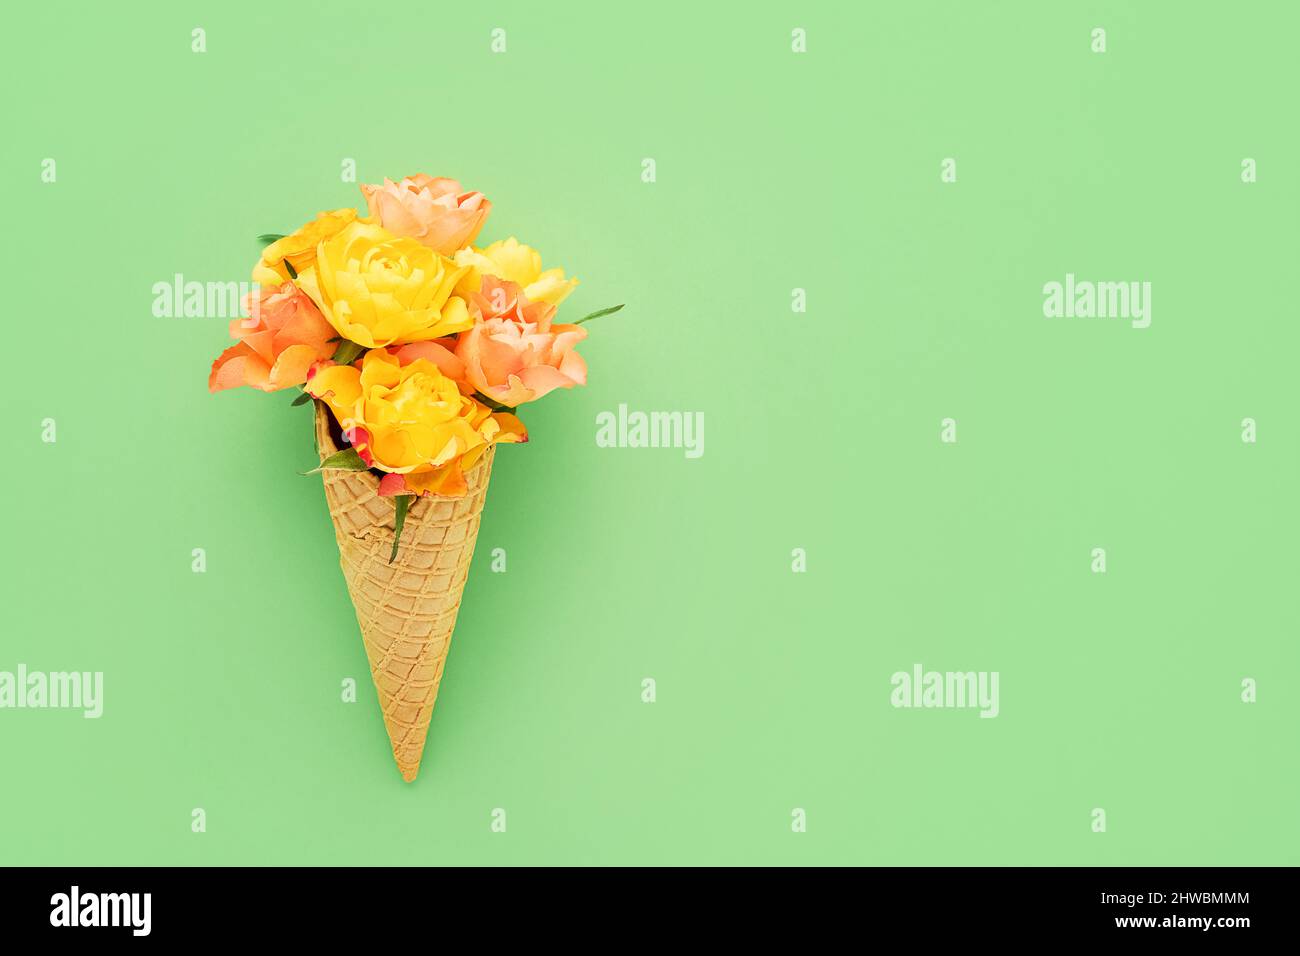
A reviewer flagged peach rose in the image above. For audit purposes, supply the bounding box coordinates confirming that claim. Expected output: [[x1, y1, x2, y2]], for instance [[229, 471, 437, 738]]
[[455, 276, 588, 406], [359, 174, 490, 256], [388, 338, 466, 384], [209, 283, 336, 392]]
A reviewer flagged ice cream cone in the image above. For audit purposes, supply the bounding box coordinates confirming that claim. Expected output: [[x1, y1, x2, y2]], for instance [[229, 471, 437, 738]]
[[314, 403, 494, 782]]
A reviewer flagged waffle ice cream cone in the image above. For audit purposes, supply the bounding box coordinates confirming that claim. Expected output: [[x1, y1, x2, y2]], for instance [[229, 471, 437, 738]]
[[314, 403, 494, 782]]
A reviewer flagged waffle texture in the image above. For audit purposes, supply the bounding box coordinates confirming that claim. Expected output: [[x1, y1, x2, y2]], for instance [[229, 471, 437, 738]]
[[315, 403, 494, 782]]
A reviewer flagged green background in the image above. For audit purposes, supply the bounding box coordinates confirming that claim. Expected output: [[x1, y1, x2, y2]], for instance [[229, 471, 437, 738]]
[[3, 1, 1297, 865]]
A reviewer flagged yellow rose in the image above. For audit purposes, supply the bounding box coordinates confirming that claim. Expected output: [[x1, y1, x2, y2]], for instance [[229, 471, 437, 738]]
[[253, 208, 358, 285], [307, 349, 526, 498], [297, 221, 472, 348], [454, 237, 578, 306]]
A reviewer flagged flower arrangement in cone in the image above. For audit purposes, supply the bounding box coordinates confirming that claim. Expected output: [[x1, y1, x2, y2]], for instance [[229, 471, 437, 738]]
[[210, 174, 621, 781]]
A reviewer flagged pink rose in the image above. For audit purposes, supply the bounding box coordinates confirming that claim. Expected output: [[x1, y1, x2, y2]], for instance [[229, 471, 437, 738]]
[[455, 276, 587, 406], [209, 283, 336, 392], [359, 174, 490, 256]]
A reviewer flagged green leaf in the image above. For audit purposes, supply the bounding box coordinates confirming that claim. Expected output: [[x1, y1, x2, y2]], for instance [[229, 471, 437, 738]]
[[257, 233, 286, 246], [290, 392, 312, 406], [301, 447, 368, 475], [283, 259, 298, 280], [332, 340, 365, 364], [472, 391, 516, 414], [573, 303, 625, 325], [390, 495, 413, 564]]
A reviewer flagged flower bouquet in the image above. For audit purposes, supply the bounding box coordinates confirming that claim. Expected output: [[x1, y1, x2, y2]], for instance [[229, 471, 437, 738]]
[[210, 174, 620, 781]]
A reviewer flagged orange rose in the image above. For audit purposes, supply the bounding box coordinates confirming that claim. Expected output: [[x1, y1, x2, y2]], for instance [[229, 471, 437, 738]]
[[253, 208, 358, 285], [209, 283, 336, 392], [306, 349, 526, 498], [360, 174, 490, 256], [454, 276, 587, 406]]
